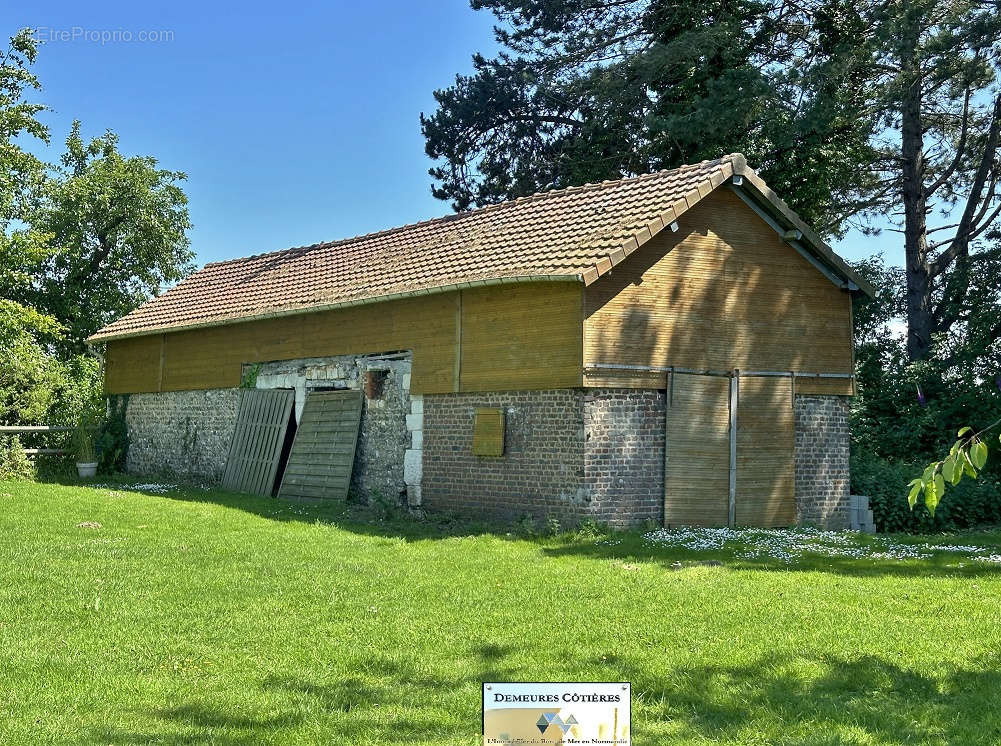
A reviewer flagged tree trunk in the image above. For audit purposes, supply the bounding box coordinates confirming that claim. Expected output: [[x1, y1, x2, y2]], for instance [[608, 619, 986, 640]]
[[899, 23, 932, 361]]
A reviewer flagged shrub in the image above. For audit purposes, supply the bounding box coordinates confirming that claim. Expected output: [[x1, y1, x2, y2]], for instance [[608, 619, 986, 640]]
[[96, 394, 129, 474], [0, 436, 34, 481], [852, 451, 1001, 533]]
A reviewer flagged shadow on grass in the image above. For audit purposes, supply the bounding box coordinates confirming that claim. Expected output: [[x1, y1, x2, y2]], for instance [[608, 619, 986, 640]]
[[86, 643, 514, 745], [43, 474, 1001, 579], [84, 648, 1001, 744]]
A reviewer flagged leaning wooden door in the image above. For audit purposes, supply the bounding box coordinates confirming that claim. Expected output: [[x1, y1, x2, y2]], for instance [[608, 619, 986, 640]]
[[278, 390, 363, 501], [735, 376, 796, 526], [663, 372, 731, 526], [222, 388, 296, 496]]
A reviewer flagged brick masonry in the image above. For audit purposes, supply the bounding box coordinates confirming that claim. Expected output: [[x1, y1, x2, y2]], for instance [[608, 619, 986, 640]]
[[422, 388, 851, 530], [583, 389, 665, 527], [422, 390, 589, 525], [126, 389, 241, 482], [421, 388, 663, 528], [794, 394, 851, 528]]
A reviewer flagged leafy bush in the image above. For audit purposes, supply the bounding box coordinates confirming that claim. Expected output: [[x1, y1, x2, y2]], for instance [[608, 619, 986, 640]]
[[0, 436, 34, 481], [852, 451, 1001, 533], [96, 395, 129, 474]]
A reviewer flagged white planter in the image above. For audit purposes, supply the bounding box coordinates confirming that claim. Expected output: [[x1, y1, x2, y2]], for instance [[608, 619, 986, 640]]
[[76, 462, 98, 479]]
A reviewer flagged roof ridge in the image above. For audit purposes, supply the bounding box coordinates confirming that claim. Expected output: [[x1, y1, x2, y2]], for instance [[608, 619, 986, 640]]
[[204, 154, 740, 269]]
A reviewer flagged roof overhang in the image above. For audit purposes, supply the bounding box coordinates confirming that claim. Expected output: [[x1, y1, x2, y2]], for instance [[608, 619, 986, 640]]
[[86, 274, 584, 344]]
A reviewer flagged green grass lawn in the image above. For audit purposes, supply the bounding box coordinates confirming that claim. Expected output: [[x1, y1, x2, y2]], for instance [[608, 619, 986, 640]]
[[2, 479, 1001, 745]]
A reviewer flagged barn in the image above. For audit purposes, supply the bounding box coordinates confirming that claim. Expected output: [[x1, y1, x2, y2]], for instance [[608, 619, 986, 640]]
[[88, 154, 873, 529]]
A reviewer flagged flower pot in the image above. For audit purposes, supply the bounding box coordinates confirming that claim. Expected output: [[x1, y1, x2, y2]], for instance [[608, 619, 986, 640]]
[[76, 462, 98, 479]]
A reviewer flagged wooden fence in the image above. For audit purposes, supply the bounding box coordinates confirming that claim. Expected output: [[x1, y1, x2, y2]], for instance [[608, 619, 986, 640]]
[[0, 425, 75, 456]]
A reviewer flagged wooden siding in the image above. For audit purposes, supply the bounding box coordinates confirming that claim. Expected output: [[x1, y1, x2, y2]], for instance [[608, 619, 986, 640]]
[[584, 189, 854, 394], [103, 282, 583, 395], [459, 281, 583, 391], [735, 376, 797, 526], [104, 334, 161, 394], [664, 373, 730, 526]]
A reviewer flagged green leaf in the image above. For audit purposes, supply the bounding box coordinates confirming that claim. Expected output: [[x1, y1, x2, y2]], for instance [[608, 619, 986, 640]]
[[927, 474, 946, 516], [972, 440, 988, 469], [963, 452, 978, 479], [907, 482, 922, 510], [942, 458, 955, 483], [958, 426, 973, 437]]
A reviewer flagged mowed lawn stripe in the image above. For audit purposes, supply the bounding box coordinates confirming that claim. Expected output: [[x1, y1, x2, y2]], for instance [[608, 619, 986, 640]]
[[1, 480, 1000, 745]]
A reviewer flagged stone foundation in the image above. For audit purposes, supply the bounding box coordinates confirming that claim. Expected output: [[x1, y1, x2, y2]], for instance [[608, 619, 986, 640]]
[[126, 389, 241, 482], [794, 394, 851, 528]]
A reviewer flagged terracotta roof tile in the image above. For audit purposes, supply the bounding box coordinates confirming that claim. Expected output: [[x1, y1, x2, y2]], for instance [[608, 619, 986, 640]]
[[89, 154, 869, 342]]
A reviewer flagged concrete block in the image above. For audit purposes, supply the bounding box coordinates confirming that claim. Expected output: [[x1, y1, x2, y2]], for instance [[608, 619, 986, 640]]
[[404, 448, 422, 485], [410, 396, 423, 415], [411, 429, 423, 449], [402, 373, 412, 391], [406, 413, 423, 431], [407, 483, 422, 507]]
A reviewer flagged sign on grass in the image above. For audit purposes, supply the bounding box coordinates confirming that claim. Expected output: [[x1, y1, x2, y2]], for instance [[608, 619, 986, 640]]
[[482, 682, 630, 745]]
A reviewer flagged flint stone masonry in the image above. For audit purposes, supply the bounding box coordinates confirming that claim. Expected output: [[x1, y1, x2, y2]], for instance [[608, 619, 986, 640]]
[[251, 352, 414, 501], [125, 389, 241, 482], [794, 394, 851, 529], [125, 351, 414, 499]]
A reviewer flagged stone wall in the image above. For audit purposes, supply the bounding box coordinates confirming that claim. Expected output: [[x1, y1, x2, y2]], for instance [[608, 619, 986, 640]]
[[422, 390, 589, 524], [125, 351, 415, 499], [125, 389, 241, 482], [583, 389, 665, 527], [794, 394, 851, 528], [250, 352, 414, 501]]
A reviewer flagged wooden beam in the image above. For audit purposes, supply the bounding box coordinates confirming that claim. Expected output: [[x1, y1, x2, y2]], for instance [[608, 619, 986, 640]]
[[728, 371, 739, 528], [158, 333, 166, 393], [454, 290, 462, 392]]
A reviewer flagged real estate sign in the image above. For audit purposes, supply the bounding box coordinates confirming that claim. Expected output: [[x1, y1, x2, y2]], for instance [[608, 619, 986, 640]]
[[482, 682, 630, 745]]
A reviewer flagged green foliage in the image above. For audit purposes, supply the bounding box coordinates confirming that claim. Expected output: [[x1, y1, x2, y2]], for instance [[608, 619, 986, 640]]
[[15, 121, 195, 354], [852, 452, 1001, 533], [422, 0, 881, 232], [0, 29, 47, 228], [96, 395, 130, 474], [72, 409, 98, 463], [0, 299, 67, 424], [0, 435, 34, 481], [240, 363, 262, 389]]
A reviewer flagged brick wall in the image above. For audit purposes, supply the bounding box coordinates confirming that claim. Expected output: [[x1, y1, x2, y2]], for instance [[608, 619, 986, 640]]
[[584, 389, 665, 527], [422, 388, 665, 528], [794, 394, 851, 528], [422, 390, 589, 524], [126, 389, 241, 482]]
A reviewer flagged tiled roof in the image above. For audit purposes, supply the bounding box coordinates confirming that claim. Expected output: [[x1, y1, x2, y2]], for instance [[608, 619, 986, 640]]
[[89, 154, 869, 342]]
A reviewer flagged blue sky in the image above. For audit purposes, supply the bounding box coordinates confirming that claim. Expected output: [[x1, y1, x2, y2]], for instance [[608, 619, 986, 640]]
[[13, 1, 899, 268]]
